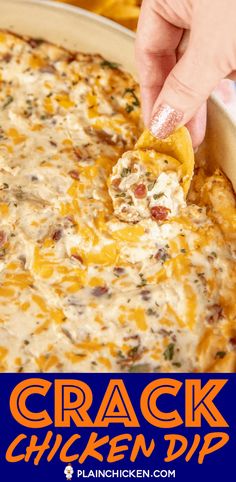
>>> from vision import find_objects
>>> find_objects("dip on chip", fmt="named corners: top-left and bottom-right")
top-left (0, 31), bottom-right (235, 374)
top-left (109, 127), bottom-right (194, 223)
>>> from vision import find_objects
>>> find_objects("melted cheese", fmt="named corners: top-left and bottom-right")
top-left (0, 31), bottom-right (235, 373)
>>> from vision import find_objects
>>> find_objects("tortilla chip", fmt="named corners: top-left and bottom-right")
top-left (56, 1), bottom-right (116, 14)
top-left (135, 127), bottom-right (194, 194)
top-left (124, 150), bottom-right (181, 178)
top-left (109, 126), bottom-right (194, 222)
top-left (109, 148), bottom-right (187, 223)
top-left (55, 0), bottom-right (141, 30)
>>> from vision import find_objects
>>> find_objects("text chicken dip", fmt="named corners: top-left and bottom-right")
top-left (0, 31), bottom-right (235, 373)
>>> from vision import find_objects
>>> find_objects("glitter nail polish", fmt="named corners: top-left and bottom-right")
top-left (150, 104), bottom-right (183, 139)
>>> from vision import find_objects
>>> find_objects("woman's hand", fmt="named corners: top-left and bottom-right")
top-left (135, 0), bottom-right (236, 147)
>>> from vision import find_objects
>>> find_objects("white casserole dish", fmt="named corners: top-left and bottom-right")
top-left (0, 0), bottom-right (235, 190)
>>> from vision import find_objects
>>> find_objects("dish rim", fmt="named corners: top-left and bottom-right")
top-left (4, 0), bottom-right (236, 130)
top-left (5, 0), bottom-right (136, 40)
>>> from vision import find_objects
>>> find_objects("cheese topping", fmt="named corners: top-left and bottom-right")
top-left (0, 31), bottom-right (235, 373)
top-left (109, 149), bottom-right (186, 222)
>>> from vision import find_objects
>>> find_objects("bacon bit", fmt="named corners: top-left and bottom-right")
top-left (207, 304), bottom-right (223, 324)
top-left (92, 286), bottom-right (108, 297)
top-left (69, 170), bottom-right (80, 180)
top-left (114, 267), bottom-right (125, 275)
top-left (18, 255), bottom-right (26, 268)
top-left (154, 248), bottom-right (169, 262)
top-left (40, 65), bottom-right (56, 74)
top-left (140, 289), bottom-right (151, 301)
top-left (65, 215), bottom-right (76, 226)
top-left (124, 334), bottom-right (140, 342)
top-left (85, 126), bottom-right (116, 145)
top-left (230, 337), bottom-right (236, 346)
top-left (52, 229), bottom-right (63, 242)
top-left (0, 230), bottom-right (7, 248)
top-left (28, 38), bottom-right (44, 48)
top-left (67, 54), bottom-right (77, 64)
top-left (111, 178), bottom-right (121, 191)
top-left (49, 140), bottom-right (57, 147)
top-left (155, 249), bottom-right (163, 260)
top-left (71, 254), bottom-right (83, 264)
top-left (3, 53), bottom-right (12, 63)
top-left (73, 147), bottom-right (82, 161)
top-left (207, 255), bottom-right (215, 263)
top-left (96, 130), bottom-right (116, 145)
top-left (133, 184), bottom-right (146, 199)
top-left (150, 206), bottom-right (169, 221)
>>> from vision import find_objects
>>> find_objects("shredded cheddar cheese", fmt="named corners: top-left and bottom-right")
top-left (0, 31), bottom-right (235, 373)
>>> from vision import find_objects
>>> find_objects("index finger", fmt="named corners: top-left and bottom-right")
top-left (135, 0), bottom-right (183, 125)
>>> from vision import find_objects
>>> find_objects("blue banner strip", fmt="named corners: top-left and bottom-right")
top-left (0, 373), bottom-right (235, 481)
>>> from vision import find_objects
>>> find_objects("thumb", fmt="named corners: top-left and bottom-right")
top-left (149, 43), bottom-right (228, 139)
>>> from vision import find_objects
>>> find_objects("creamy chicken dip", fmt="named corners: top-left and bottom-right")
top-left (0, 31), bottom-right (235, 373)
top-left (109, 149), bottom-right (186, 222)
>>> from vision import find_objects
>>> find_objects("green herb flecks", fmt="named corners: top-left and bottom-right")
top-left (137, 273), bottom-right (147, 287)
top-left (128, 345), bottom-right (140, 359)
top-left (115, 192), bottom-right (126, 198)
top-left (124, 87), bottom-right (140, 113)
top-left (147, 308), bottom-right (157, 316)
top-left (126, 104), bottom-right (135, 113)
top-left (120, 167), bottom-right (131, 178)
top-left (2, 95), bottom-right (14, 110)
top-left (153, 192), bottom-right (165, 200)
top-left (164, 343), bottom-right (175, 361)
top-left (215, 351), bottom-right (226, 359)
top-left (129, 363), bottom-right (151, 373)
top-left (101, 60), bottom-right (120, 70)
top-left (147, 181), bottom-right (156, 191)
top-left (173, 362), bottom-right (181, 368)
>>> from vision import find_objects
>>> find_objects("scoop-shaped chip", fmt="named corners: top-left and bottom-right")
top-left (109, 127), bottom-right (194, 223)
top-left (135, 127), bottom-right (194, 194)
top-left (109, 149), bottom-right (186, 223)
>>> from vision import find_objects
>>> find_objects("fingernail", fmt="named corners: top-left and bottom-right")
top-left (150, 104), bottom-right (183, 139)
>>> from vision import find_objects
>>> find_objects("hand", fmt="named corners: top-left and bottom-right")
top-left (135, 0), bottom-right (236, 147)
